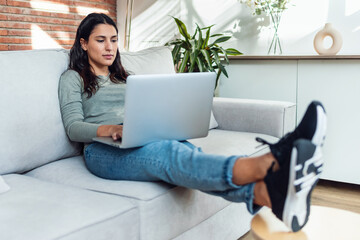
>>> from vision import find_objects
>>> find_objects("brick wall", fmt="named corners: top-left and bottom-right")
top-left (0, 0), bottom-right (117, 51)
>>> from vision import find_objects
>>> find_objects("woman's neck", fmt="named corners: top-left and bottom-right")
top-left (89, 63), bottom-right (109, 76)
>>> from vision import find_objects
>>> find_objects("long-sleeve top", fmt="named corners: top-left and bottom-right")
top-left (58, 70), bottom-right (126, 143)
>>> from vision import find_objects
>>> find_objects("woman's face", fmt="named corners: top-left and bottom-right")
top-left (80, 23), bottom-right (118, 75)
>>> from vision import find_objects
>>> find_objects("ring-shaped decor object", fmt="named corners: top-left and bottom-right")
top-left (314, 23), bottom-right (343, 55)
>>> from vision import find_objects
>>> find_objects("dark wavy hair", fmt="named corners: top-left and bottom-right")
top-left (69, 13), bottom-right (129, 98)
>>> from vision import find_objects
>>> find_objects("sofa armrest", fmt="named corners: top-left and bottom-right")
top-left (212, 97), bottom-right (296, 138)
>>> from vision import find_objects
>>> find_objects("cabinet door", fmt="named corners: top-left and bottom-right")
top-left (298, 60), bottom-right (360, 184)
top-left (219, 60), bottom-right (297, 103)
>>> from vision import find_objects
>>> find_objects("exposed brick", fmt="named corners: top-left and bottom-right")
top-left (0, 44), bottom-right (9, 51)
top-left (8, 45), bottom-right (33, 51)
top-left (0, 37), bottom-right (32, 44)
top-left (6, 0), bottom-right (32, 8)
top-left (1, 0), bottom-right (117, 50)
top-left (0, 21), bottom-right (32, 29)
top-left (8, 29), bottom-right (32, 37)
top-left (0, 29), bottom-right (8, 36)
top-left (49, 25), bottom-right (78, 32)
top-left (56, 39), bottom-right (74, 45)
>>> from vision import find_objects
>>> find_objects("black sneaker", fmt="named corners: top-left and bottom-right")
top-left (264, 139), bottom-right (323, 232)
top-left (257, 100), bottom-right (327, 167)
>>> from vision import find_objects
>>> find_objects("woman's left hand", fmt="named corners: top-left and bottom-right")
top-left (96, 125), bottom-right (123, 141)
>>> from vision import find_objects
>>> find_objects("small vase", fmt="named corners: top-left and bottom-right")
top-left (313, 23), bottom-right (343, 55)
top-left (268, 12), bottom-right (282, 55)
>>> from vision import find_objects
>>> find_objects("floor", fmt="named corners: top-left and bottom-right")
top-left (238, 179), bottom-right (360, 240)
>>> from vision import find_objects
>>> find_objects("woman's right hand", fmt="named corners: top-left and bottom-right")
top-left (96, 125), bottom-right (123, 141)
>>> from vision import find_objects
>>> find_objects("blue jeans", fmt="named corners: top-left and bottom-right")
top-left (84, 140), bottom-right (258, 214)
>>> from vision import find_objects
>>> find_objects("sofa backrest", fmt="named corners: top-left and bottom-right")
top-left (0, 49), bottom-right (81, 174)
top-left (0, 47), bottom-right (175, 174)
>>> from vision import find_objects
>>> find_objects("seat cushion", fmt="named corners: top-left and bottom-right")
top-left (189, 129), bottom-right (277, 157)
top-left (26, 156), bottom-right (237, 240)
top-left (173, 202), bottom-right (252, 240)
top-left (26, 130), bottom-right (276, 239)
top-left (0, 174), bottom-right (138, 240)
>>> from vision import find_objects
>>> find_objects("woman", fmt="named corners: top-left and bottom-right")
top-left (59, 13), bottom-right (326, 232)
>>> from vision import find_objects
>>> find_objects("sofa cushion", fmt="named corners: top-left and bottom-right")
top-left (0, 49), bottom-right (81, 174)
top-left (189, 129), bottom-right (277, 157)
top-left (25, 130), bottom-right (276, 239)
top-left (120, 46), bottom-right (176, 75)
top-left (26, 156), bottom-right (238, 240)
top-left (173, 202), bottom-right (252, 240)
top-left (0, 174), bottom-right (138, 240)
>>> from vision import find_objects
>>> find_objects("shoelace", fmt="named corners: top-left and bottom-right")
top-left (256, 132), bottom-right (296, 148)
top-left (255, 137), bottom-right (274, 147)
top-left (255, 132), bottom-right (298, 165)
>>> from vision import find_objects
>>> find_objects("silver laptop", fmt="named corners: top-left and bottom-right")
top-left (92, 72), bottom-right (216, 148)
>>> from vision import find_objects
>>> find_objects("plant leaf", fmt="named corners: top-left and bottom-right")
top-left (211, 36), bottom-right (231, 45)
top-left (172, 17), bottom-right (191, 41)
top-left (225, 48), bottom-right (243, 55)
top-left (196, 56), bottom-right (206, 72)
top-left (218, 47), bottom-right (229, 64)
top-left (172, 44), bottom-right (181, 61)
top-left (218, 63), bottom-right (228, 78)
top-left (201, 24), bottom-right (215, 30)
top-left (211, 49), bottom-right (221, 66)
top-left (192, 27), bottom-right (198, 39)
top-left (179, 51), bottom-right (190, 73)
top-left (210, 33), bottom-right (223, 38)
top-left (200, 49), bottom-right (214, 71)
top-left (189, 49), bottom-right (200, 72)
top-left (196, 24), bottom-right (203, 50)
top-left (202, 27), bottom-right (211, 49)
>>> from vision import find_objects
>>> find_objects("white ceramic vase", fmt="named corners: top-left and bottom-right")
top-left (313, 23), bottom-right (343, 55)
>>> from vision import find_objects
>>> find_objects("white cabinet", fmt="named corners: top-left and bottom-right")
top-left (219, 60), bottom-right (297, 103)
top-left (298, 60), bottom-right (360, 184)
top-left (220, 56), bottom-right (360, 185)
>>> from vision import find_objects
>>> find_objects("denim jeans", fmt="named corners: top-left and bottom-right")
top-left (84, 140), bottom-right (258, 214)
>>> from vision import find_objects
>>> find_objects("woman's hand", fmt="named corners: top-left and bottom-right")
top-left (96, 125), bottom-right (123, 141)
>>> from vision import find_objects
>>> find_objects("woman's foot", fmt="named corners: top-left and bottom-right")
top-left (264, 139), bottom-right (323, 232)
top-left (256, 101), bottom-right (327, 167)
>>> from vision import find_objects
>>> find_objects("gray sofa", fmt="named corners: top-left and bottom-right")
top-left (0, 47), bottom-right (296, 240)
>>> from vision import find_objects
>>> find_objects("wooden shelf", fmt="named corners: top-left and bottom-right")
top-left (229, 55), bottom-right (360, 60)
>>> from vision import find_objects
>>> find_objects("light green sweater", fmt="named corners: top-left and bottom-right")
top-left (58, 70), bottom-right (126, 143)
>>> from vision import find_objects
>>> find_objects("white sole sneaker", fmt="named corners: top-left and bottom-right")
top-left (283, 140), bottom-right (323, 231)
top-left (265, 139), bottom-right (323, 232)
top-left (256, 100), bottom-right (327, 168)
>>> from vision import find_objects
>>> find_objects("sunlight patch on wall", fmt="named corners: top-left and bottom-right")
top-left (129, 0), bottom-right (180, 51)
top-left (31, 24), bottom-right (61, 49)
top-left (30, 0), bottom-right (69, 13)
top-left (345, 0), bottom-right (360, 16)
top-left (188, 0), bottom-right (235, 25)
top-left (352, 26), bottom-right (360, 33)
top-left (76, 6), bottom-right (109, 16)
top-left (279, 0), bottom-right (329, 41)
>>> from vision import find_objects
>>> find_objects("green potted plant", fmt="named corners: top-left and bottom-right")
top-left (165, 17), bottom-right (242, 90)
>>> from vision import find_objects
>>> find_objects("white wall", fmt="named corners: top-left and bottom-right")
top-left (118, 0), bottom-right (360, 55)
top-left (117, 0), bottom-right (181, 51)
